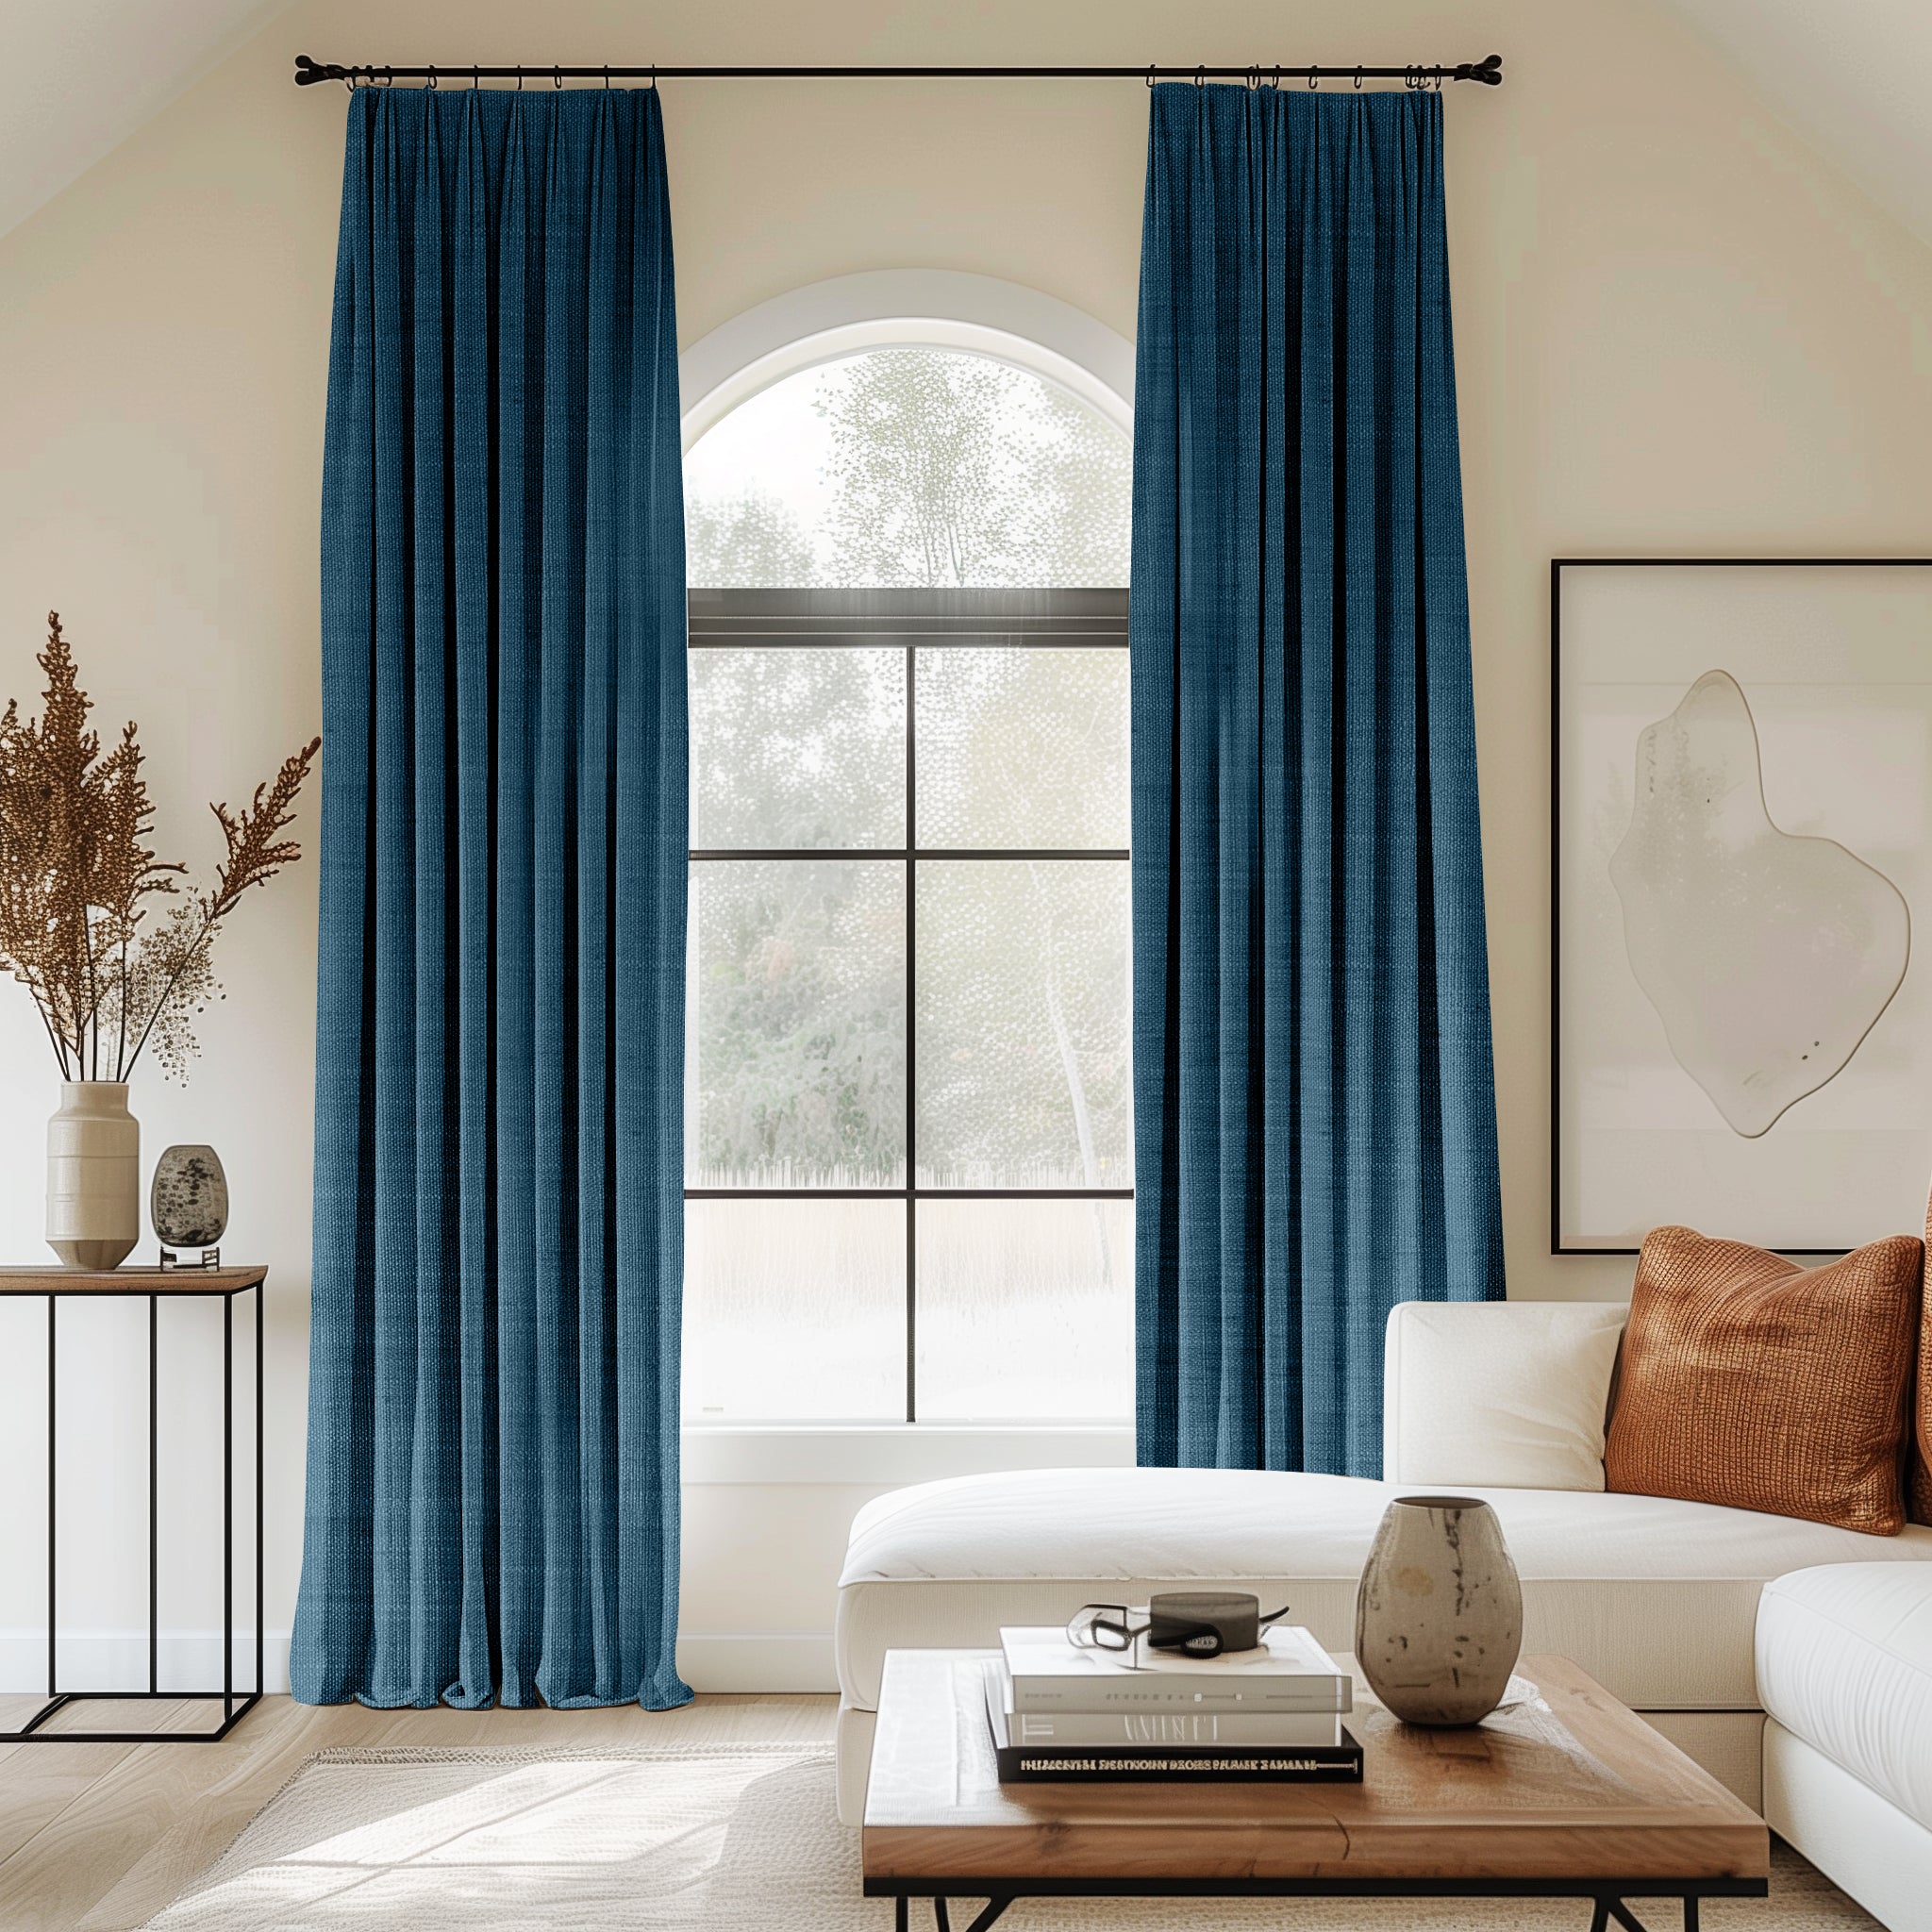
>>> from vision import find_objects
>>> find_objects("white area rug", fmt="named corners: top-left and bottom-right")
top-left (143, 1743), bottom-right (1878, 1930)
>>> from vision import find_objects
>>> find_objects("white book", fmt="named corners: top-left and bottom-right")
top-left (1007, 1702), bottom-right (1344, 1747)
top-left (998, 1624), bottom-right (1353, 1714)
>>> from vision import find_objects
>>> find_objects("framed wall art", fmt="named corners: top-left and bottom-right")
top-left (1552, 558), bottom-right (1932, 1254)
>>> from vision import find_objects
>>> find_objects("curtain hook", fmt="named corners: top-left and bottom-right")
top-left (553, 64), bottom-right (563, 90)
top-left (1307, 61), bottom-right (1319, 91)
top-left (472, 63), bottom-right (479, 90)
top-left (381, 65), bottom-right (393, 88)
top-left (1246, 63), bottom-right (1259, 91)
top-left (603, 64), bottom-right (610, 89)
top-left (1145, 62), bottom-right (1156, 90)
top-left (1270, 63), bottom-right (1280, 89)
top-left (1354, 64), bottom-right (1364, 91)
top-left (426, 63), bottom-right (437, 91)
top-left (1193, 64), bottom-right (1205, 89)
top-left (515, 65), bottom-right (524, 91)
top-left (649, 63), bottom-right (658, 91)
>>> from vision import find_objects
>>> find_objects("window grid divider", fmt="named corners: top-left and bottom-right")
top-left (688, 591), bottom-right (1131, 1424)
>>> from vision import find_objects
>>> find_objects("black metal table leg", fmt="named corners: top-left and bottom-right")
top-left (223, 1291), bottom-right (234, 1726)
top-left (1685, 1900), bottom-right (1700, 1932)
top-left (255, 1281), bottom-right (264, 1702)
top-left (45, 1291), bottom-right (56, 1707)
top-left (149, 1291), bottom-right (158, 1698)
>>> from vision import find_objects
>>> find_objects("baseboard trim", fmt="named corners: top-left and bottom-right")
top-left (1, 1631), bottom-right (836, 1700)
top-left (0, 1630), bottom-right (291, 1697)
top-left (676, 1633), bottom-right (837, 1693)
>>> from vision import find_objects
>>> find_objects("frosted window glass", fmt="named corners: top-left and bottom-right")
top-left (684, 1200), bottom-right (905, 1420)
top-left (691, 859), bottom-right (905, 1187)
top-left (915, 860), bottom-right (1130, 1188)
top-left (916, 648), bottom-right (1128, 850)
top-left (916, 1200), bottom-right (1133, 1420)
top-left (691, 648), bottom-right (904, 850)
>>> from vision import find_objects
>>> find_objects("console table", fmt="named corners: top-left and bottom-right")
top-left (0, 1266), bottom-right (265, 1744)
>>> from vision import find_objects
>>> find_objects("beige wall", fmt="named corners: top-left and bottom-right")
top-left (1, 0), bottom-right (1929, 1688)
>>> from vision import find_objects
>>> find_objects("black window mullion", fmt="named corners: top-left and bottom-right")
top-left (686, 590), bottom-right (1133, 1429)
top-left (905, 638), bottom-right (917, 1424)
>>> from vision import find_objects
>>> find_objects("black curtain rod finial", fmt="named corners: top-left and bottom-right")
top-left (292, 54), bottom-right (1504, 89)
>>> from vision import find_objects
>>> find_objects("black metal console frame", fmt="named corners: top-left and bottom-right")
top-left (1, 1273), bottom-right (264, 1744)
top-left (869, 1873), bottom-right (1770, 1932)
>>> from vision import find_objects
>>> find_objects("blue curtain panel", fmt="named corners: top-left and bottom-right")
top-left (1129, 85), bottom-right (1505, 1478)
top-left (292, 87), bottom-right (690, 1712)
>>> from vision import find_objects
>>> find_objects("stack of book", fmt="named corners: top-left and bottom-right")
top-left (986, 1622), bottom-right (1363, 1783)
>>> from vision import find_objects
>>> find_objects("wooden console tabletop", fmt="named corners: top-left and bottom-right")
top-left (0, 1265), bottom-right (266, 1293)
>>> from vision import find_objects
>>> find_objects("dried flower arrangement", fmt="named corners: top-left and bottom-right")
top-left (0, 612), bottom-right (321, 1082)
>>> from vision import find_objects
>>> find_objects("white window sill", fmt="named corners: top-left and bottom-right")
top-left (680, 1422), bottom-right (1135, 1485)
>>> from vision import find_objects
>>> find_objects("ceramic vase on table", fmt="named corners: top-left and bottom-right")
top-left (45, 1081), bottom-right (140, 1270)
top-left (1355, 1493), bottom-right (1523, 1726)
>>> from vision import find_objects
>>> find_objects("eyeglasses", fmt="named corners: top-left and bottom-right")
top-left (1066, 1596), bottom-right (1292, 1663)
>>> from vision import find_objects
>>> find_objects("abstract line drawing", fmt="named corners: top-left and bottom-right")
top-left (1609, 669), bottom-right (1910, 1139)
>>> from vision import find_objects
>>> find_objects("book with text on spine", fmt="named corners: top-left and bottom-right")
top-left (984, 1673), bottom-right (1364, 1783)
top-left (1009, 1703), bottom-right (1344, 1747)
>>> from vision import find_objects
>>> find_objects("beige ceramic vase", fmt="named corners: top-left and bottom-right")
top-left (1355, 1493), bottom-right (1523, 1726)
top-left (46, 1081), bottom-right (141, 1269)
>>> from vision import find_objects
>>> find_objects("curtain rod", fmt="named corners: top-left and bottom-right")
top-left (293, 54), bottom-right (1505, 90)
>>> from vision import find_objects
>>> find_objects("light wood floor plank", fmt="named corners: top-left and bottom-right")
top-left (0, 1692), bottom-right (835, 1932)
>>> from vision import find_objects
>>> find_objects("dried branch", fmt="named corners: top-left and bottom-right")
top-left (0, 612), bottom-right (319, 1083)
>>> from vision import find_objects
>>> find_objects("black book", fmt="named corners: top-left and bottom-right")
top-left (983, 1672), bottom-right (1365, 1784)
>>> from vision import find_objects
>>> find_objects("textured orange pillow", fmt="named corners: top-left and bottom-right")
top-left (1605, 1225), bottom-right (1922, 1537)
top-left (1914, 1199), bottom-right (1932, 1527)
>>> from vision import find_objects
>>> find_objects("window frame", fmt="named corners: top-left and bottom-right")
top-left (686, 586), bottom-right (1133, 1424)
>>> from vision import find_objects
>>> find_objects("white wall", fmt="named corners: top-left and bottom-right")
top-left (2, 0), bottom-right (1930, 1694)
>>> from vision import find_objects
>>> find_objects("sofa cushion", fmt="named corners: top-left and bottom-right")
top-left (1384, 1300), bottom-right (1625, 1491)
top-left (1757, 1563), bottom-right (1932, 1832)
top-left (836, 1468), bottom-right (1932, 1715)
top-left (1605, 1226), bottom-right (1922, 1536)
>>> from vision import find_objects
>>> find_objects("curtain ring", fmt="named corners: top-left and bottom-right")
top-left (1145, 63), bottom-right (1156, 89)
top-left (425, 63), bottom-right (437, 90)
top-left (1354, 65), bottom-right (1363, 91)
top-left (1246, 63), bottom-right (1259, 91)
top-left (381, 65), bottom-right (392, 88)
top-left (1307, 62), bottom-right (1319, 91)
top-left (1270, 64), bottom-right (1280, 89)
top-left (553, 64), bottom-right (563, 90)
top-left (1193, 64), bottom-right (1205, 88)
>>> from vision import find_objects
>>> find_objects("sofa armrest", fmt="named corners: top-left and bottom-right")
top-left (1383, 1300), bottom-right (1627, 1491)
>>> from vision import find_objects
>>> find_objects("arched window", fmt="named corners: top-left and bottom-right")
top-left (681, 281), bottom-right (1133, 1425)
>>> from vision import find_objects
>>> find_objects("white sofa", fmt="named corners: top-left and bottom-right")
top-left (834, 1300), bottom-right (1932, 1926)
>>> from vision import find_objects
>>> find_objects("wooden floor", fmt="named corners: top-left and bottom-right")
top-left (0, 1690), bottom-right (838, 1932)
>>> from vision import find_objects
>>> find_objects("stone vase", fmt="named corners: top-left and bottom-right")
top-left (46, 1081), bottom-right (141, 1270)
top-left (1355, 1493), bottom-right (1523, 1727)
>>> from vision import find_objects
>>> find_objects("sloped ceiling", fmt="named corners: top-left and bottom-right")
top-left (0, 0), bottom-right (291, 239)
top-left (1, 0), bottom-right (1930, 252)
top-left (1659, 0), bottom-right (1932, 249)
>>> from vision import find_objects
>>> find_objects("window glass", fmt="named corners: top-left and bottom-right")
top-left (686, 349), bottom-right (1129, 591)
top-left (683, 338), bottom-right (1132, 1424)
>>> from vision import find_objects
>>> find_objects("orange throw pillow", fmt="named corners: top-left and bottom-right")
top-left (1914, 1201), bottom-right (1932, 1527)
top-left (1605, 1225), bottom-right (1922, 1537)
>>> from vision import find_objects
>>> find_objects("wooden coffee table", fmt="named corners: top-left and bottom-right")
top-left (863, 1650), bottom-right (1768, 1932)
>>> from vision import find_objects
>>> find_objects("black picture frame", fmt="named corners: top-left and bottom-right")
top-left (1550, 556), bottom-right (1932, 1257)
